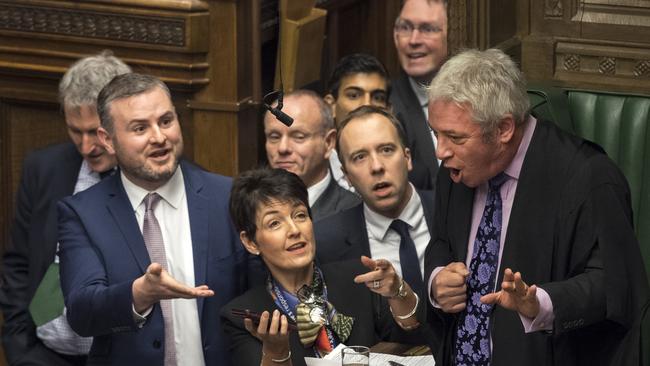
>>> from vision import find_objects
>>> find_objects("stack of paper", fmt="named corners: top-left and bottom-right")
top-left (304, 343), bottom-right (435, 366)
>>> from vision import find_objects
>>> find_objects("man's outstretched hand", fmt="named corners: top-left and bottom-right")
top-left (481, 268), bottom-right (539, 319)
top-left (132, 262), bottom-right (214, 313)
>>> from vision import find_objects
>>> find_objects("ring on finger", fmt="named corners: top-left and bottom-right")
top-left (373, 280), bottom-right (381, 289)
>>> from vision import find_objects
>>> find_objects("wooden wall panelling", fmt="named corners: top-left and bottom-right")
top-left (522, 0), bottom-right (650, 94)
top-left (0, 0), bottom-right (223, 254)
top-left (189, 0), bottom-right (258, 174)
top-left (447, 0), bottom-right (520, 58)
top-left (319, 0), bottom-right (401, 89)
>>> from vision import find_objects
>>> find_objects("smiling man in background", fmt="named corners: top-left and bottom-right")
top-left (390, 0), bottom-right (448, 190)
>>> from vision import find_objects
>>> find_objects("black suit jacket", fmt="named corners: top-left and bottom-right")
top-left (310, 175), bottom-right (360, 222)
top-left (425, 120), bottom-right (650, 366)
top-left (0, 143), bottom-right (84, 365)
top-left (390, 71), bottom-right (438, 190)
top-left (221, 260), bottom-right (421, 366)
top-left (313, 189), bottom-right (434, 265)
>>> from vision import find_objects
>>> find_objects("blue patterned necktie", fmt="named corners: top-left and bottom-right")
top-left (455, 172), bottom-right (508, 366)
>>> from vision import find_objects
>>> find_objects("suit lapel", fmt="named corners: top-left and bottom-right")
top-left (182, 162), bottom-right (209, 318)
top-left (347, 205), bottom-right (372, 257)
top-left (450, 184), bottom-right (474, 262)
top-left (46, 145), bottom-right (83, 263)
top-left (498, 122), bottom-right (555, 286)
top-left (417, 190), bottom-right (435, 235)
top-left (106, 175), bottom-right (151, 273)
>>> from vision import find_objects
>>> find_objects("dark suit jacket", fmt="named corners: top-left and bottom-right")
top-left (58, 161), bottom-right (251, 366)
top-left (310, 175), bottom-right (360, 222)
top-left (0, 142), bottom-right (85, 366)
top-left (390, 71), bottom-right (438, 190)
top-left (425, 120), bottom-right (650, 366)
top-left (314, 189), bottom-right (434, 265)
top-left (221, 260), bottom-right (422, 366)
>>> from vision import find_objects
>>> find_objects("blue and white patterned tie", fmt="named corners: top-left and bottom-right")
top-left (455, 173), bottom-right (508, 366)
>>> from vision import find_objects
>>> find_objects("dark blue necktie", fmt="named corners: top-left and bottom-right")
top-left (455, 173), bottom-right (508, 366)
top-left (390, 219), bottom-right (424, 297)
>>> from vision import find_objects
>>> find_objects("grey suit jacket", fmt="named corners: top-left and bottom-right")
top-left (311, 176), bottom-right (360, 222)
top-left (390, 71), bottom-right (438, 190)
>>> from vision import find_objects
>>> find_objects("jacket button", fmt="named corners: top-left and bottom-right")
top-left (153, 340), bottom-right (162, 349)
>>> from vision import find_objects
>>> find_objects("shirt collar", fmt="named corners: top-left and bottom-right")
top-left (408, 76), bottom-right (430, 108)
top-left (79, 159), bottom-right (99, 180)
top-left (121, 166), bottom-right (185, 211)
top-left (503, 115), bottom-right (537, 180)
top-left (364, 183), bottom-right (420, 240)
top-left (307, 170), bottom-right (331, 207)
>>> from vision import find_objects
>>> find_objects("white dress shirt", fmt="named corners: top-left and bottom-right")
top-left (307, 170), bottom-right (332, 207)
top-left (364, 184), bottom-right (430, 278)
top-left (329, 151), bottom-right (354, 192)
top-left (122, 167), bottom-right (205, 366)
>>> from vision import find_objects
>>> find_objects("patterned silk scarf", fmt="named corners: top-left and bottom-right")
top-left (268, 265), bottom-right (354, 357)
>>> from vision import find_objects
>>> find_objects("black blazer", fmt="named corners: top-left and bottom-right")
top-left (425, 120), bottom-right (650, 366)
top-left (0, 142), bottom-right (84, 365)
top-left (313, 189), bottom-right (434, 265)
top-left (221, 261), bottom-right (420, 366)
top-left (311, 175), bottom-right (360, 223)
top-left (390, 71), bottom-right (438, 190)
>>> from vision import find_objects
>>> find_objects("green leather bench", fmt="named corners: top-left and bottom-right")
top-left (528, 86), bottom-right (650, 281)
top-left (529, 86), bottom-right (650, 365)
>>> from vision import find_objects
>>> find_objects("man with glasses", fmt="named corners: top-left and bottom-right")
top-left (391, 0), bottom-right (448, 190)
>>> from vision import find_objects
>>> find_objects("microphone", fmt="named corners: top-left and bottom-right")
top-left (263, 90), bottom-right (294, 127)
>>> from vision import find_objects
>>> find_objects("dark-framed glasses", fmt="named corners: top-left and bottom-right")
top-left (394, 19), bottom-right (443, 38)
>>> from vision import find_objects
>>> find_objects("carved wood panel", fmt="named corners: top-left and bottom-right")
top-left (522, 0), bottom-right (650, 94)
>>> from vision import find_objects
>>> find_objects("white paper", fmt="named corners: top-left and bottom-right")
top-left (304, 342), bottom-right (435, 366)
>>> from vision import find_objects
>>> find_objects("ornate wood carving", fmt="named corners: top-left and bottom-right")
top-left (0, 3), bottom-right (186, 47)
top-left (523, 0), bottom-right (650, 94)
top-left (545, 0), bottom-right (563, 17)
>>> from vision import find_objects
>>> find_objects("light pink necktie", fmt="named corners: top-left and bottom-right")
top-left (143, 193), bottom-right (177, 366)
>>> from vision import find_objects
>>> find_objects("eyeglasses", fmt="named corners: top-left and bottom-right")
top-left (394, 19), bottom-right (443, 38)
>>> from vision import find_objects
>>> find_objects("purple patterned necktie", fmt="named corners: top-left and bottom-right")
top-left (143, 193), bottom-right (177, 366)
top-left (455, 173), bottom-right (508, 366)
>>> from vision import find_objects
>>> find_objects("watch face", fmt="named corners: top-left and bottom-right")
top-left (309, 306), bottom-right (327, 324)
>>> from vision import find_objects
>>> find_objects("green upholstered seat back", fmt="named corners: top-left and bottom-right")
top-left (567, 91), bottom-right (650, 257)
top-left (528, 87), bottom-right (650, 281)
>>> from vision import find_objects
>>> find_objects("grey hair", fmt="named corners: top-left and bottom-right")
top-left (282, 89), bottom-right (335, 133)
top-left (58, 50), bottom-right (131, 112)
top-left (428, 48), bottom-right (530, 138)
top-left (97, 73), bottom-right (171, 134)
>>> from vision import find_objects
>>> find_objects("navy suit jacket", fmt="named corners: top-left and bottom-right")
top-left (314, 189), bottom-right (434, 265)
top-left (311, 176), bottom-right (360, 222)
top-left (58, 161), bottom-right (250, 365)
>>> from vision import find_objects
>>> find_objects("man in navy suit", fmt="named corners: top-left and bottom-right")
top-left (58, 73), bottom-right (250, 365)
top-left (314, 106), bottom-right (434, 294)
top-left (0, 51), bottom-right (130, 366)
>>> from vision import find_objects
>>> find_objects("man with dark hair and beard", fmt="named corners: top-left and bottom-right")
top-left (57, 73), bottom-right (251, 365)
